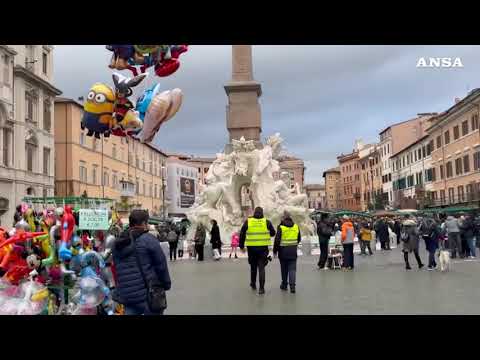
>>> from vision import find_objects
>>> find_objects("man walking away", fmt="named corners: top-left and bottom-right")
top-left (167, 226), bottom-right (178, 261)
top-left (316, 213), bottom-right (332, 269)
top-left (376, 218), bottom-right (390, 250)
top-left (394, 219), bottom-right (402, 246)
top-left (445, 215), bottom-right (462, 259)
top-left (274, 212), bottom-right (301, 293)
top-left (341, 215), bottom-right (355, 270)
top-left (401, 214), bottom-right (424, 270)
top-left (112, 210), bottom-right (171, 315)
top-left (239, 207), bottom-right (276, 295)
top-left (420, 218), bottom-right (440, 270)
top-left (460, 214), bottom-right (476, 259)
top-left (194, 223), bottom-right (206, 261)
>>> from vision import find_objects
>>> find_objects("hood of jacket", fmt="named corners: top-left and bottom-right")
top-left (402, 219), bottom-right (417, 227)
top-left (253, 207), bottom-right (264, 219)
top-left (113, 228), bottom-right (147, 259)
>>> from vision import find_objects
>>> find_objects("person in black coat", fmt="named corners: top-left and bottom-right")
top-left (460, 215), bottom-right (476, 258)
top-left (210, 219), bottom-right (222, 255)
top-left (112, 210), bottom-right (171, 315)
top-left (274, 213), bottom-right (301, 293)
top-left (375, 218), bottom-right (390, 250)
top-left (393, 219), bottom-right (402, 246)
top-left (316, 213), bottom-right (332, 269)
top-left (239, 207), bottom-right (276, 294)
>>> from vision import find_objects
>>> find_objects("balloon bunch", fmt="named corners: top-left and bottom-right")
top-left (0, 203), bottom-right (118, 315)
top-left (106, 45), bottom-right (188, 77)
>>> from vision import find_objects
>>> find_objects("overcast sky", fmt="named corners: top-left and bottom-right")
top-left (53, 45), bottom-right (480, 184)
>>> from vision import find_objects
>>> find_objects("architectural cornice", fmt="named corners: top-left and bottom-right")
top-left (224, 81), bottom-right (262, 97)
top-left (0, 45), bottom-right (17, 56)
top-left (14, 65), bottom-right (62, 96)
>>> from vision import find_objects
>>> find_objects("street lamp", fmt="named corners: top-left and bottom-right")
top-left (161, 165), bottom-right (167, 219)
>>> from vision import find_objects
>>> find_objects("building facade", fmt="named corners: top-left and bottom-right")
top-left (0, 45), bottom-right (61, 226)
top-left (427, 90), bottom-right (480, 206)
top-left (185, 157), bottom-right (215, 186)
top-left (358, 144), bottom-right (383, 211)
top-left (378, 114), bottom-right (436, 206)
top-left (391, 135), bottom-right (435, 209)
top-left (338, 150), bottom-right (361, 211)
top-left (276, 155), bottom-right (305, 191)
top-left (323, 167), bottom-right (341, 210)
top-left (54, 98), bottom-right (168, 215)
top-left (304, 184), bottom-right (326, 209)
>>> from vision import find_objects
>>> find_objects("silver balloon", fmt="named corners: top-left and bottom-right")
top-left (15, 219), bottom-right (31, 232)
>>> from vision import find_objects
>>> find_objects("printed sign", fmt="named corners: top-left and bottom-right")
top-left (180, 177), bottom-right (195, 208)
top-left (79, 209), bottom-right (109, 230)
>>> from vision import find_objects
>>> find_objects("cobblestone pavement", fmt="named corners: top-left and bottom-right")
top-left (165, 245), bottom-right (480, 315)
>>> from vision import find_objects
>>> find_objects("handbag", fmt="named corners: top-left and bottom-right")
top-left (130, 232), bottom-right (167, 313)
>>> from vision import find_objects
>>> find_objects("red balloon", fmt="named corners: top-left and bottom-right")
top-left (154, 59), bottom-right (180, 77)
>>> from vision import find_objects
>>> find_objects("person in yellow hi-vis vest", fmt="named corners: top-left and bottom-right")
top-left (239, 207), bottom-right (276, 295)
top-left (273, 212), bottom-right (301, 294)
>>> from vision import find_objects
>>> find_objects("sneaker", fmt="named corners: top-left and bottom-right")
top-left (418, 264), bottom-right (424, 269)
top-left (406, 265), bottom-right (412, 270)
top-left (469, 256), bottom-right (476, 259)
top-left (258, 288), bottom-right (265, 295)
top-left (250, 283), bottom-right (256, 290)
top-left (235, 255), bottom-right (238, 259)
top-left (290, 287), bottom-right (296, 294)
top-left (427, 267), bottom-right (434, 271)
top-left (280, 284), bottom-right (288, 291)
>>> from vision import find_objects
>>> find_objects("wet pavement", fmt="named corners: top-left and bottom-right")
top-left (165, 245), bottom-right (480, 315)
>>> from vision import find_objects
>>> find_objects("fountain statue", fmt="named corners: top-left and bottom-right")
top-left (186, 133), bottom-right (316, 242)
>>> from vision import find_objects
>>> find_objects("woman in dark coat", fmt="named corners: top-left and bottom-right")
top-left (420, 218), bottom-right (440, 270)
top-left (376, 218), bottom-right (391, 250)
top-left (210, 220), bottom-right (222, 255)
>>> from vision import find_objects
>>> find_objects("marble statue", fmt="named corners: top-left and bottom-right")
top-left (186, 133), bottom-right (316, 242)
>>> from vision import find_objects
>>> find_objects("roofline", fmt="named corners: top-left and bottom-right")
top-left (390, 134), bottom-right (430, 158)
top-left (378, 114), bottom-right (436, 136)
top-left (14, 65), bottom-right (62, 95)
top-left (54, 97), bottom-right (83, 109)
top-left (425, 89), bottom-right (480, 132)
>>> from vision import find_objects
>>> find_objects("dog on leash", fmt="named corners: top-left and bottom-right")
top-left (439, 250), bottom-right (451, 272)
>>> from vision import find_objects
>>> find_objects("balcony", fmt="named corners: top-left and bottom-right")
top-left (427, 192), bottom-right (480, 208)
top-left (120, 180), bottom-right (135, 198)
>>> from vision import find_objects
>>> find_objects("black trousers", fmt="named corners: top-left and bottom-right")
top-left (248, 247), bottom-right (268, 290)
top-left (404, 249), bottom-right (423, 267)
top-left (169, 243), bottom-right (177, 261)
top-left (195, 244), bottom-right (204, 261)
top-left (280, 258), bottom-right (297, 287)
top-left (428, 250), bottom-right (436, 268)
top-left (318, 241), bottom-right (329, 268)
top-left (178, 249), bottom-right (184, 258)
top-left (343, 243), bottom-right (354, 268)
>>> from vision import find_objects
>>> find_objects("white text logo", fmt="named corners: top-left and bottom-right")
top-left (416, 57), bottom-right (464, 68)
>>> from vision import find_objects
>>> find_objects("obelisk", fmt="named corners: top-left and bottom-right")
top-left (224, 45), bottom-right (262, 146)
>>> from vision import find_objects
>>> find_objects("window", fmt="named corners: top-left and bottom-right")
top-left (439, 165), bottom-right (444, 179)
top-left (80, 132), bottom-right (85, 146)
top-left (458, 186), bottom-right (465, 202)
top-left (79, 161), bottom-right (87, 183)
top-left (431, 168), bottom-right (436, 182)
top-left (155, 184), bottom-right (158, 198)
top-left (422, 146), bottom-right (426, 158)
top-left (472, 114), bottom-right (479, 131)
top-left (3, 129), bottom-right (11, 167)
top-left (427, 140), bottom-right (433, 156)
top-left (142, 182), bottom-right (146, 195)
top-left (136, 179), bottom-right (139, 195)
top-left (103, 170), bottom-right (109, 187)
top-left (388, 173), bottom-right (391, 182)
top-left (446, 161), bottom-right (453, 178)
top-left (112, 144), bottom-right (117, 159)
top-left (436, 135), bottom-right (442, 149)
top-left (112, 172), bottom-right (118, 189)
top-left (440, 190), bottom-right (446, 202)
top-left (42, 52), bottom-right (47, 75)
top-left (92, 165), bottom-right (98, 185)
top-left (398, 178), bottom-right (406, 190)
top-left (43, 147), bottom-right (50, 175)
top-left (414, 151), bottom-right (417, 162)
top-left (448, 188), bottom-right (454, 204)
top-left (25, 91), bottom-right (35, 123)
top-left (462, 120), bottom-right (469, 136)
top-left (474, 151), bottom-right (480, 170)
top-left (466, 184), bottom-right (474, 200)
top-left (453, 125), bottom-right (460, 140)
top-left (26, 143), bottom-right (36, 172)
top-left (455, 158), bottom-right (463, 176)
top-left (463, 154), bottom-right (470, 173)
top-left (3, 55), bottom-right (9, 86)
top-left (43, 100), bottom-right (51, 132)
top-left (444, 130), bottom-right (450, 145)
top-left (407, 175), bottom-right (414, 188)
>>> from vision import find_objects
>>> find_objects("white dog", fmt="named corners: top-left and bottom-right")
top-left (438, 250), bottom-right (451, 272)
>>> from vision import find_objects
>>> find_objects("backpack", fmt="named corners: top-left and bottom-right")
top-left (400, 231), bottom-right (410, 243)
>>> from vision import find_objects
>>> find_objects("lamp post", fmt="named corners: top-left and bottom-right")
top-left (161, 165), bottom-right (166, 219)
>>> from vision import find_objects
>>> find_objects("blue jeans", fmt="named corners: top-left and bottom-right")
top-left (124, 302), bottom-right (163, 315)
top-left (467, 237), bottom-right (476, 257)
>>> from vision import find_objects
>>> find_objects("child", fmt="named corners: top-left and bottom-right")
top-left (229, 231), bottom-right (239, 259)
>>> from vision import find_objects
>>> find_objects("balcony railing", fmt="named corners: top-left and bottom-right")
top-left (427, 193), bottom-right (480, 208)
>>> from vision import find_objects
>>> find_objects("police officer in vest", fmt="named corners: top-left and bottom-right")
top-left (274, 212), bottom-right (301, 293)
top-left (239, 207), bottom-right (276, 295)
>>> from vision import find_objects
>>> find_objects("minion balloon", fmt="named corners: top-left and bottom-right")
top-left (81, 83), bottom-right (116, 139)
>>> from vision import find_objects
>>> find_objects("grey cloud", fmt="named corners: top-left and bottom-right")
top-left (54, 45), bottom-right (480, 184)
